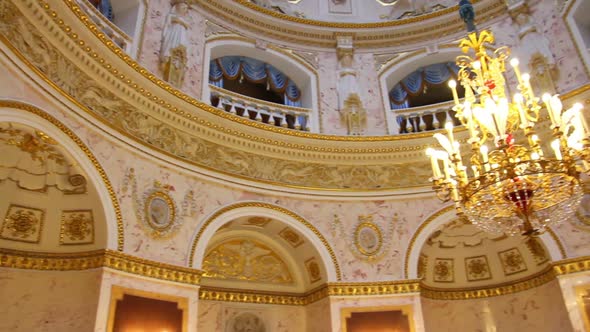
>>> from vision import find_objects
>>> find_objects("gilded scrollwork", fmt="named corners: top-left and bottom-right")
top-left (1, 204), bottom-right (44, 243)
top-left (333, 214), bottom-right (393, 262)
top-left (202, 239), bottom-right (294, 284)
top-left (353, 216), bottom-right (383, 257)
top-left (60, 210), bottom-right (94, 245)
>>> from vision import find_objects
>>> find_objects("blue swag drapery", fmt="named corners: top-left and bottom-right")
top-left (209, 56), bottom-right (302, 107)
top-left (389, 62), bottom-right (459, 109)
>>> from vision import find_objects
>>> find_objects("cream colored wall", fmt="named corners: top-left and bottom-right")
top-left (0, 268), bottom-right (102, 332)
top-left (421, 280), bottom-right (574, 332)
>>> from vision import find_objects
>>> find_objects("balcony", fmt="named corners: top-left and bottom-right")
top-left (392, 99), bottom-right (462, 134)
top-left (75, 0), bottom-right (136, 57)
top-left (209, 85), bottom-right (311, 132)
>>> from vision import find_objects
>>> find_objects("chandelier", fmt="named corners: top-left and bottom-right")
top-left (426, 30), bottom-right (590, 236)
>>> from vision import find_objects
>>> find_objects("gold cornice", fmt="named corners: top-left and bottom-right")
top-left (553, 256), bottom-right (590, 275)
top-left (199, 280), bottom-right (420, 305)
top-left (0, 248), bottom-right (204, 285)
top-left (420, 265), bottom-right (556, 300)
top-left (187, 201), bottom-right (342, 281)
top-left (0, 100), bottom-right (124, 251)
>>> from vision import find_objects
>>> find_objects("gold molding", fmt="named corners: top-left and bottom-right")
top-left (0, 248), bottom-right (203, 285)
top-left (187, 201), bottom-right (342, 281)
top-left (340, 305), bottom-right (416, 332)
top-left (107, 285), bottom-right (189, 332)
top-left (420, 265), bottom-right (556, 300)
top-left (553, 256), bottom-right (590, 275)
top-left (0, 100), bottom-right (124, 250)
top-left (575, 283), bottom-right (590, 332)
top-left (199, 280), bottom-right (420, 305)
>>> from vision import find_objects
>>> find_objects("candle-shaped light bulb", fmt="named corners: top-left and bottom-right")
top-left (445, 122), bottom-right (455, 148)
top-left (551, 139), bottom-right (562, 160)
top-left (531, 152), bottom-right (540, 160)
top-left (510, 58), bottom-right (523, 86)
top-left (473, 61), bottom-right (481, 70)
top-left (542, 93), bottom-right (556, 126)
top-left (480, 145), bottom-right (490, 171)
top-left (464, 102), bottom-right (476, 138)
top-left (449, 80), bottom-right (460, 106)
top-left (514, 93), bottom-right (528, 126)
top-left (426, 148), bottom-right (442, 178)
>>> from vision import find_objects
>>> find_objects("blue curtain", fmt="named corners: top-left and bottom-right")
top-left (209, 56), bottom-right (302, 107)
top-left (389, 62), bottom-right (459, 109)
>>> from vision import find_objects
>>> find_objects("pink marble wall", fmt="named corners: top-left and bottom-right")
top-left (421, 280), bottom-right (574, 332)
top-left (0, 268), bottom-right (102, 332)
top-left (306, 298), bottom-right (332, 332)
top-left (197, 300), bottom-right (306, 332)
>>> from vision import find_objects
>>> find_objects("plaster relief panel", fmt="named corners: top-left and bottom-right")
top-left (498, 248), bottom-right (528, 276)
top-left (433, 258), bottom-right (454, 283)
top-left (1, 204), bottom-right (44, 243)
top-left (465, 255), bottom-right (492, 282)
top-left (60, 210), bottom-right (94, 245)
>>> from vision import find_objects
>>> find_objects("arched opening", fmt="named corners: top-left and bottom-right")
top-left (203, 40), bottom-right (320, 132)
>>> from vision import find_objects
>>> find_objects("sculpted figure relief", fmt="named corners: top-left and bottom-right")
top-left (160, 0), bottom-right (190, 87)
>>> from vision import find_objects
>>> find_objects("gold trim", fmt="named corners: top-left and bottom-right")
top-left (199, 280), bottom-right (420, 305)
top-left (1, 204), bottom-right (45, 243)
top-left (187, 202), bottom-right (342, 280)
top-left (0, 100), bottom-right (124, 250)
top-left (341, 305), bottom-right (416, 332)
top-left (107, 285), bottom-right (189, 332)
top-left (546, 227), bottom-right (568, 259)
top-left (553, 256), bottom-right (590, 275)
top-left (353, 220), bottom-right (383, 257)
top-left (575, 283), bottom-right (590, 332)
top-left (420, 265), bottom-right (555, 300)
top-left (0, 248), bottom-right (203, 285)
top-left (144, 191), bottom-right (176, 231)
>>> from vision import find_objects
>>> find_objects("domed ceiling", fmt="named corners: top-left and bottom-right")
top-left (419, 219), bottom-right (551, 289)
top-left (246, 0), bottom-right (456, 22)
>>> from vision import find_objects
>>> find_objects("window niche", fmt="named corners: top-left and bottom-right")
top-left (565, 0), bottom-right (590, 75)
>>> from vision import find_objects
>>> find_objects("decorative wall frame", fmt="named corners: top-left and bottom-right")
top-left (60, 209), bottom-right (95, 245)
top-left (1, 204), bottom-right (44, 243)
top-left (465, 255), bottom-right (492, 282)
top-left (305, 257), bottom-right (322, 283)
top-left (244, 216), bottom-right (272, 228)
top-left (225, 311), bottom-right (266, 332)
top-left (353, 215), bottom-right (383, 257)
top-left (137, 182), bottom-right (181, 238)
top-left (498, 248), bottom-right (528, 276)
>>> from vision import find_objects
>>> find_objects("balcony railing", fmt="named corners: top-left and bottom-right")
top-left (392, 99), bottom-right (462, 134)
top-left (75, 0), bottom-right (135, 56)
top-left (209, 85), bottom-right (311, 131)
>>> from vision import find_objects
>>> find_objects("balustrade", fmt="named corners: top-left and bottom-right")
top-left (392, 100), bottom-right (462, 134)
top-left (76, 0), bottom-right (135, 56)
top-left (209, 85), bottom-right (311, 132)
